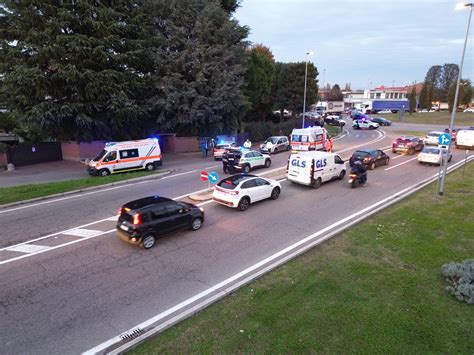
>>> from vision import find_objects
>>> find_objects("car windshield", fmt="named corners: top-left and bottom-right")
top-left (216, 144), bottom-right (230, 149)
top-left (265, 138), bottom-right (278, 144)
top-left (423, 148), bottom-right (440, 154)
top-left (353, 150), bottom-right (370, 158)
top-left (93, 149), bottom-right (107, 161)
top-left (217, 175), bottom-right (252, 189)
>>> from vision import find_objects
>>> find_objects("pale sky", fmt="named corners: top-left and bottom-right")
top-left (234, 0), bottom-right (474, 90)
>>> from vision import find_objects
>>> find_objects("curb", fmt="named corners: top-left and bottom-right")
top-left (0, 169), bottom-right (174, 210)
top-left (188, 190), bottom-right (214, 201)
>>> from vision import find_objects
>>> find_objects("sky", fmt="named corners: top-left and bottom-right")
top-left (234, 0), bottom-right (474, 90)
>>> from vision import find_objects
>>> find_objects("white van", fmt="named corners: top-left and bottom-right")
top-left (455, 129), bottom-right (474, 149)
top-left (87, 138), bottom-right (162, 177)
top-left (287, 151), bottom-right (346, 189)
top-left (290, 127), bottom-right (333, 152)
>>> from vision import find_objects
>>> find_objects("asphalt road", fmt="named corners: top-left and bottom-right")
top-left (0, 123), bottom-right (471, 354)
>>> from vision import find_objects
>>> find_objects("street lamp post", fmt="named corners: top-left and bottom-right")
top-left (302, 51), bottom-right (313, 128)
top-left (438, 2), bottom-right (472, 196)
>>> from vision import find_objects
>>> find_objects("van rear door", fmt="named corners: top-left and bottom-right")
top-left (288, 155), bottom-right (312, 185)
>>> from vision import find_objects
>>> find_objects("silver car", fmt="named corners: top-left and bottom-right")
top-left (260, 136), bottom-right (290, 154)
top-left (423, 131), bottom-right (444, 146)
top-left (417, 147), bottom-right (452, 165)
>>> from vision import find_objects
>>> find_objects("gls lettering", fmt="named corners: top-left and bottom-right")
top-left (291, 159), bottom-right (306, 168)
top-left (315, 159), bottom-right (327, 168)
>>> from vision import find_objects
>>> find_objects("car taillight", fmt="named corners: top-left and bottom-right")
top-left (133, 214), bottom-right (141, 225)
top-left (364, 157), bottom-right (370, 162)
top-left (229, 190), bottom-right (239, 195)
top-left (118, 207), bottom-right (122, 215)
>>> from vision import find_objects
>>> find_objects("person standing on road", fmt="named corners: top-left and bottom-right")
top-left (243, 139), bottom-right (252, 149)
top-left (201, 139), bottom-right (208, 159)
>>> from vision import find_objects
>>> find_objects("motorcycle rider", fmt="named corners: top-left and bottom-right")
top-left (351, 160), bottom-right (367, 186)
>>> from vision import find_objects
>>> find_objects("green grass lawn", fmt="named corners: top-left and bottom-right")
top-left (0, 170), bottom-right (165, 205)
top-left (381, 111), bottom-right (474, 126)
top-left (130, 163), bottom-right (474, 354)
top-left (393, 130), bottom-right (427, 137)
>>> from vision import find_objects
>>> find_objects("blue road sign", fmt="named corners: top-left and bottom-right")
top-left (438, 133), bottom-right (451, 146)
top-left (208, 171), bottom-right (219, 184)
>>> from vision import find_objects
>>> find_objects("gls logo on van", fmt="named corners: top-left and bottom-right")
top-left (291, 158), bottom-right (327, 169)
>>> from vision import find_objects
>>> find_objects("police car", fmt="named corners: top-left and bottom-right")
top-left (212, 174), bottom-right (281, 211)
top-left (222, 149), bottom-right (271, 174)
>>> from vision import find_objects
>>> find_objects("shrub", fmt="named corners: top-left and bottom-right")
top-left (441, 259), bottom-right (474, 304)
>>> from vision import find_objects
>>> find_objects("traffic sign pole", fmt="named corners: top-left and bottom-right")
top-left (436, 133), bottom-right (452, 196)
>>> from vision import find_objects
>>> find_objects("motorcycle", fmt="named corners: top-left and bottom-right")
top-left (348, 171), bottom-right (365, 188)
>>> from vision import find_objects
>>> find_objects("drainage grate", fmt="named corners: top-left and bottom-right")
top-left (119, 328), bottom-right (144, 343)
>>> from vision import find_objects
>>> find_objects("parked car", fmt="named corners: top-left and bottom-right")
top-left (116, 196), bottom-right (204, 249)
top-left (324, 115), bottom-right (346, 127)
top-left (212, 174), bottom-right (281, 211)
top-left (260, 136), bottom-right (290, 154)
top-left (392, 136), bottom-right (424, 154)
top-left (418, 147), bottom-right (452, 165)
top-left (213, 142), bottom-right (238, 160)
top-left (222, 149), bottom-right (271, 173)
top-left (349, 149), bottom-right (390, 170)
top-left (352, 118), bottom-right (379, 130)
top-left (370, 117), bottom-right (392, 126)
top-left (420, 109), bottom-right (429, 113)
top-left (463, 108), bottom-right (474, 113)
top-left (423, 131), bottom-right (444, 146)
top-left (378, 110), bottom-right (393, 114)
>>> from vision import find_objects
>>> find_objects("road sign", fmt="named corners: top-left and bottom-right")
top-left (208, 171), bottom-right (219, 184)
top-left (438, 133), bottom-right (451, 146)
top-left (200, 170), bottom-right (208, 182)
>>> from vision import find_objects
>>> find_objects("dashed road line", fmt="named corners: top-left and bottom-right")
top-left (385, 157), bottom-right (419, 171)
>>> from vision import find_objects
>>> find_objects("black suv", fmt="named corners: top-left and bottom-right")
top-left (116, 196), bottom-right (204, 249)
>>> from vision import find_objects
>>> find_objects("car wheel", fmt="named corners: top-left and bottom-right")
top-left (369, 162), bottom-right (376, 170)
top-left (243, 164), bottom-right (250, 173)
top-left (142, 234), bottom-right (156, 249)
top-left (409, 148), bottom-right (415, 155)
top-left (270, 187), bottom-right (280, 200)
top-left (286, 145), bottom-right (291, 151)
top-left (311, 177), bottom-right (322, 189)
top-left (264, 159), bottom-right (271, 168)
top-left (99, 169), bottom-right (110, 177)
top-left (369, 126), bottom-right (374, 130)
top-left (392, 149), bottom-right (396, 153)
top-left (145, 163), bottom-right (155, 171)
top-left (238, 197), bottom-right (250, 211)
top-left (338, 170), bottom-right (346, 180)
top-left (190, 217), bottom-right (203, 231)
top-left (385, 157), bottom-right (390, 165)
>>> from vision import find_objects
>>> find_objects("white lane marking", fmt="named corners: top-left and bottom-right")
top-left (161, 170), bottom-right (198, 179)
top-left (0, 229), bottom-right (116, 265)
top-left (84, 156), bottom-right (474, 355)
top-left (385, 157), bottom-right (418, 171)
top-left (62, 229), bottom-right (103, 238)
top-left (391, 154), bottom-right (408, 160)
top-left (107, 216), bottom-right (118, 221)
top-left (7, 244), bottom-right (51, 254)
top-left (204, 165), bottom-right (218, 169)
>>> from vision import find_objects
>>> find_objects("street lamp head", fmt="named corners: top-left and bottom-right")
top-left (306, 51), bottom-right (314, 56)
top-left (455, 3), bottom-right (473, 10)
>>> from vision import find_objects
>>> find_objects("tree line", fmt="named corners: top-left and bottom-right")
top-left (418, 64), bottom-right (472, 111)
top-left (0, 1), bottom-right (319, 142)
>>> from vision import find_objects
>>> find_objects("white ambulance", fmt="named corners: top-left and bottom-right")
top-left (290, 127), bottom-right (333, 152)
top-left (87, 138), bottom-right (162, 177)
top-left (287, 151), bottom-right (346, 189)
top-left (455, 129), bottom-right (474, 149)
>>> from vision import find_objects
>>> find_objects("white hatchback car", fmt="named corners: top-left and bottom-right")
top-left (212, 174), bottom-right (281, 211)
top-left (417, 147), bottom-right (452, 165)
top-left (352, 119), bottom-right (379, 130)
top-left (423, 131), bottom-right (444, 146)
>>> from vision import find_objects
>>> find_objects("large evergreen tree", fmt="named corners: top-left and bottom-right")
top-left (243, 44), bottom-right (275, 122)
top-left (140, 0), bottom-right (248, 137)
top-left (0, 1), bottom-right (153, 141)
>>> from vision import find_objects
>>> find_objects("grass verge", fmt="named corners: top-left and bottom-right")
top-left (393, 130), bottom-right (427, 137)
top-left (130, 162), bottom-right (474, 354)
top-left (0, 170), bottom-right (164, 205)
top-left (381, 111), bottom-right (474, 126)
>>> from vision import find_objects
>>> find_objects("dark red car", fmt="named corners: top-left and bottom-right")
top-left (392, 136), bottom-right (424, 155)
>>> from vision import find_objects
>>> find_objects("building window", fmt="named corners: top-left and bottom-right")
top-left (370, 93), bottom-right (375, 99)
top-left (376, 93), bottom-right (381, 98)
